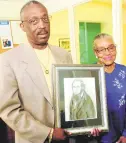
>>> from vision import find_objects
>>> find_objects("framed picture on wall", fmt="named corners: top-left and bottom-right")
top-left (59, 38), bottom-right (70, 52)
top-left (0, 21), bottom-right (13, 49)
top-left (1, 36), bottom-right (13, 49)
top-left (52, 64), bottom-right (108, 135)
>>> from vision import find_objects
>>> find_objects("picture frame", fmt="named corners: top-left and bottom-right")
top-left (1, 36), bottom-right (13, 49)
top-left (59, 38), bottom-right (70, 52)
top-left (52, 64), bottom-right (109, 135)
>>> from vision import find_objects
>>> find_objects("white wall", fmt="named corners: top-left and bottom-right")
top-left (0, 0), bottom-right (91, 20)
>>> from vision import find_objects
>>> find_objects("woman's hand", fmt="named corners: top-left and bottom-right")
top-left (90, 128), bottom-right (101, 136)
top-left (117, 136), bottom-right (126, 143)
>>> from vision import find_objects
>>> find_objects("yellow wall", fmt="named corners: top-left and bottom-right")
top-left (49, 1), bottom-right (112, 63)
top-left (49, 10), bottom-right (69, 46)
top-left (74, 2), bottom-right (112, 63)
top-left (122, 5), bottom-right (126, 64)
top-left (122, 24), bottom-right (126, 64)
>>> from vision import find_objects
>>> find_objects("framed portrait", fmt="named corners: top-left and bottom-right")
top-left (59, 38), bottom-right (70, 52)
top-left (1, 36), bottom-right (13, 49)
top-left (52, 64), bottom-right (109, 135)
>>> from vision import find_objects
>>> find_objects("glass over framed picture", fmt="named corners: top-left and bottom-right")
top-left (52, 64), bottom-right (109, 135)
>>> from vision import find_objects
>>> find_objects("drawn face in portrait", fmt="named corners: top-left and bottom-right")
top-left (72, 80), bottom-right (84, 96)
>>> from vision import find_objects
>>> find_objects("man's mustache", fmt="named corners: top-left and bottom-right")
top-left (37, 30), bottom-right (48, 35)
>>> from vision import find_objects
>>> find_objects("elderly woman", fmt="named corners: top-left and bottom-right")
top-left (91, 33), bottom-right (126, 143)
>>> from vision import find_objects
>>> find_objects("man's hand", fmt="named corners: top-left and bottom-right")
top-left (117, 136), bottom-right (126, 143)
top-left (90, 128), bottom-right (101, 136)
top-left (52, 128), bottom-right (71, 141)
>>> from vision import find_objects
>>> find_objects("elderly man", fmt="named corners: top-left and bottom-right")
top-left (70, 79), bottom-right (95, 120)
top-left (0, 1), bottom-right (72, 143)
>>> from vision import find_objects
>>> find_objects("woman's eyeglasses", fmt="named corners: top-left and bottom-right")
top-left (94, 44), bottom-right (116, 54)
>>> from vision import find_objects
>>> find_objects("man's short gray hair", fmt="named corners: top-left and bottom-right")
top-left (20, 0), bottom-right (46, 20)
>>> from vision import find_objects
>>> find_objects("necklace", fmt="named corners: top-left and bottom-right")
top-left (40, 63), bottom-right (49, 74)
top-left (37, 47), bottom-right (50, 74)
top-left (97, 62), bottom-right (115, 73)
top-left (105, 63), bottom-right (115, 73)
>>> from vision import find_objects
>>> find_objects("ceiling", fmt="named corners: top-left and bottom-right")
top-left (0, 0), bottom-right (125, 20)
top-left (93, 0), bottom-right (126, 4)
top-left (0, 0), bottom-right (117, 1)
top-left (0, 0), bottom-right (125, 4)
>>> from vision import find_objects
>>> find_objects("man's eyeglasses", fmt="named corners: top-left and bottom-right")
top-left (22, 15), bottom-right (51, 26)
top-left (94, 44), bottom-right (116, 54)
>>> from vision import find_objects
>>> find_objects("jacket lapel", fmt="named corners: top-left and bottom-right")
top-left (20, 44), bottom-right (52, 105)
top-left (49, 45), bottom-right (67, 64)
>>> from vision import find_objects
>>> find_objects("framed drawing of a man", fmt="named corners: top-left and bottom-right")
top-left (65, 78), bottom-right (97, 121)
top-left (52, 64), bottom-right (108, 135)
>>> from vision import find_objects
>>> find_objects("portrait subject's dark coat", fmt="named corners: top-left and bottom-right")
top-left (70, 92), bottom-right (95, 120)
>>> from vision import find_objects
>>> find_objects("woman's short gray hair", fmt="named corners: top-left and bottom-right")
top-left (93, 33), bottom-right (114, 49)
